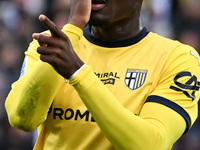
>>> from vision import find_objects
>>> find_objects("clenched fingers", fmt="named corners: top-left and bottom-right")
top-left (33, 33), bottom-right (66, 47)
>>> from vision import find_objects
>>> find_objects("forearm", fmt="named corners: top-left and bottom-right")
top-left (5, 61), bottom-right (63, 132)
top-left (70, 65), bottom-right (185, 149)
top-left (5, 24), bottom-right (83, 132)
top-left (62, 24), bottom-right (83, 48)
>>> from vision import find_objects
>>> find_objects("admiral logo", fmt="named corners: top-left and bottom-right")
top-left (95, 72), bottom-right (120, 85)
top-left (125, 69), bottom-right (148, 90)
top-left (170, 71), bottom-right (200, 100)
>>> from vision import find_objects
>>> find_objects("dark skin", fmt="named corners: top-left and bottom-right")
top-left (33, 0), bottom-right (143, 79)
top-left (89, 0), bottom-right (143, 40)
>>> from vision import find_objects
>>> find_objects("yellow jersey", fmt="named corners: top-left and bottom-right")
top-left (5, 24), bottom-right (200, 150)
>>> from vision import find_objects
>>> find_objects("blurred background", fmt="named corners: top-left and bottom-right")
top-left (0, 0), bottom-right (199, 149)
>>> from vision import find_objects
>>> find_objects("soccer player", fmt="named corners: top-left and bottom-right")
top-left (5, 0), bottom-right (200, 149)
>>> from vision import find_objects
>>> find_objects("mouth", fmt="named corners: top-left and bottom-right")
top-left (92, 0), bottom-right (106, 11)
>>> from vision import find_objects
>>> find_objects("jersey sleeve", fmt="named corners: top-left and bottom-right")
top-left (69, 45), bottom-right (200, 149)
top-left (146, 44), bottom-right (200, 132)
top-left (5, 24), bottom-right (83, 132)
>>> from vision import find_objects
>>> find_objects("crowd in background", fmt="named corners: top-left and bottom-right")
top-left (0, 0), bottom-right (199, 149)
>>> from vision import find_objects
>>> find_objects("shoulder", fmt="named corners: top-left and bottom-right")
top-left (146, 32), bottom-right (198, 60)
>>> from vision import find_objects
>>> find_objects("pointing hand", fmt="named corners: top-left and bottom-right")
top-left (33, 15), bottom-right (84, 79)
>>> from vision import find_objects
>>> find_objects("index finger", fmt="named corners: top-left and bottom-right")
top-left (39, 14), bottom-right (62, 37)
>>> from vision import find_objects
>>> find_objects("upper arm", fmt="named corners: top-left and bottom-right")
top-left (140, 100), bottom-right (186, 149)
top-left (139, 45), bottom-right (200, 148)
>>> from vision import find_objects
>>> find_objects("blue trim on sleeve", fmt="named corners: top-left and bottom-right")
top-left (145, 95), bottom-right (191, 134)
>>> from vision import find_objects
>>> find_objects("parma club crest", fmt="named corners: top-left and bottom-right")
top-left (125, 69), bottom-right (148, 90)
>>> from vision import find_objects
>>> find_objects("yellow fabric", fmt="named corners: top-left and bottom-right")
top-left (5, 24), bottom-right (82, 132)
top-left (5, 24), bottom-right (200, 150)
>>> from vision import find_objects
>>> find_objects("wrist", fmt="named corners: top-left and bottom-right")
top-left (65, 64), bottom-right (86, 82)
top-left (68, 18), bottom-right (87, 30)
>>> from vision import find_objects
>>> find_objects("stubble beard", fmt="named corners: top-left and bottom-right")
top-left (88, 13), bottom-right (110, 27)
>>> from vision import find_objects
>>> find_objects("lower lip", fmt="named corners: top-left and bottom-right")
top-left (92, 4), bottom-right (106, 11)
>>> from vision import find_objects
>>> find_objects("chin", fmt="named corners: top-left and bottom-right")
top-left (88, 15), bottom-right (110, 27)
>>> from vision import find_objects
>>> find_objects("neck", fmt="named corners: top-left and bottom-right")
top-left (90, 18), bottom-right (142, 41)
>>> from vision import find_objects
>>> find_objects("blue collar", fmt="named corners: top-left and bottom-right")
top-left (83, 25), bottom-right (149, 48)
